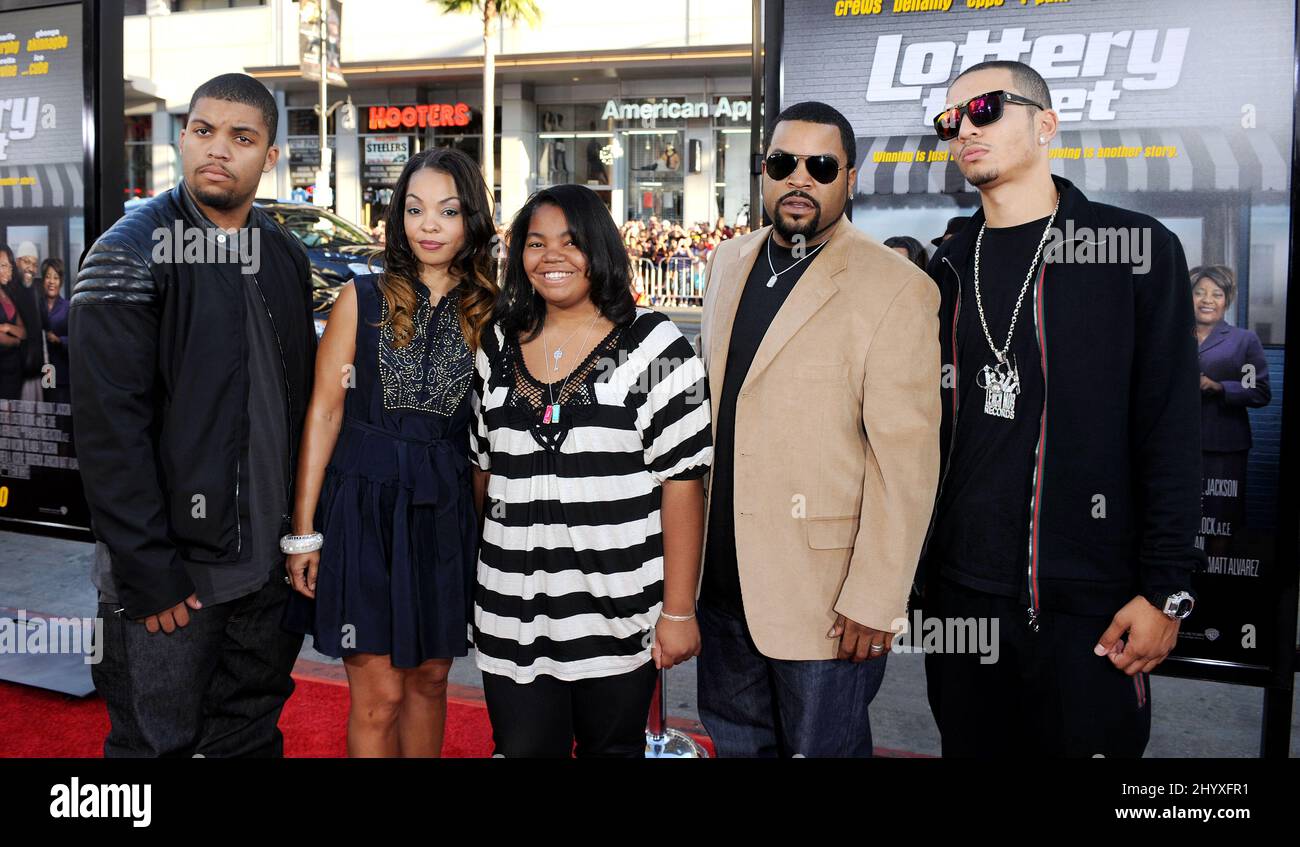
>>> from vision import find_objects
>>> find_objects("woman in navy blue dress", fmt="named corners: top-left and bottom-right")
top-left (283, 148), bottom-right (498, 756)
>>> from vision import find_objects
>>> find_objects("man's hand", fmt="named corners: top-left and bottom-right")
top-left (140, 594), bottom-right (202, 634)
top-left (1094, 595), bottom-right (1180, 675)
top-left (828, 614), bottom-right (892, 662)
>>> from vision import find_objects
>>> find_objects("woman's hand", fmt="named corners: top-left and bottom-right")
top-left (652, 616), bottom-right (701, 670)
top-left (1200, 374), bottom-right (1223, 394)
top-left (46, 331), bottom-right (60, 345)
top-left (286, 550), bottom-right (320, 598)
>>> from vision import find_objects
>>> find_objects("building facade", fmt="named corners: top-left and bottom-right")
top-left (122, 0), bottom-right (754, 229)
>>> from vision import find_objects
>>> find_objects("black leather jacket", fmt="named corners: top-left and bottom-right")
top-left (70, 181), bottom-right (317, 618)
top-left (921, 176), bottom-right (1201, 621)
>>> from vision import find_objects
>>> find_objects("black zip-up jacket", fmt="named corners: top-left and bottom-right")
top-left (921, 175), bottom-right (1202, 622)
top-left (69, 181), bottom-right (317, 618)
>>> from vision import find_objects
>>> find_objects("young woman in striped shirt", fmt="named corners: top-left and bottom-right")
top-left (471, 185), bottom-right (712, 757)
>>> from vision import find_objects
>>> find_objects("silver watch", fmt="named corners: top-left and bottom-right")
top-left (1157, 590), bottom-right (1195, 620)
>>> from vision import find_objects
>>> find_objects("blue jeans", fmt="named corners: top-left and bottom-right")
top-left (696, 601), bottom-right (887, 757)
top-left (92, 573), bottom-right (303, 757)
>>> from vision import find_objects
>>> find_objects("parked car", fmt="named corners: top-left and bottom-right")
top-left (255, 200), bottom-right (383, 337)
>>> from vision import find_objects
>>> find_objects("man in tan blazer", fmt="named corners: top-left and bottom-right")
top-left (695, 101), bottom-right (941, 757)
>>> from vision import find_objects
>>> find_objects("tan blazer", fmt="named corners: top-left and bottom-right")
top-left (698, 216), bottom-right (942, 660)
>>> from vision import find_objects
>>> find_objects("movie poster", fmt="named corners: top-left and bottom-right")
top-left (0, 2), bottom-right (89, 534)
top-left (781, 0), bottom-right (1295, 672)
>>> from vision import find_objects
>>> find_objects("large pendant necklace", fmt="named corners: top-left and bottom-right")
top-left (971, 198), bottom-right (1059, 420)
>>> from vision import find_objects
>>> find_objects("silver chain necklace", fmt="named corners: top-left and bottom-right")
top-left (540, 310), bottom-right (600, 425)
top-left (971, 199), bottom-right (1059, 420)
top-left (544, 313), bottom-right (593, 372)
top-left (765, 234), bottom-right (829, 288)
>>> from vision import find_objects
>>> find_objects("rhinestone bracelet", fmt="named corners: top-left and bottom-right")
top-left (279, 532), bottom-right (324, 554)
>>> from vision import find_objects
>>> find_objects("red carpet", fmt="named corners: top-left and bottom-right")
top-left (0, 676), bottom-right (715, 758)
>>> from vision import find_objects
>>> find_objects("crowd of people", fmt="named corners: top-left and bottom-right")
top-left (619, 216), bottom-right (750, 265)
top-left (618, 217), bottom-right (751, 305)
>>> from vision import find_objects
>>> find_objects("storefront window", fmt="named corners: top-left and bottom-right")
top-left (286, 107), bottom-right (336, 204)
top-left (124, 115), bottom-right (152, 200)
top-left (1248, 204), bottom-right (1289, 345)
top-left (536, 96), bottom-right (750, 225)
top-left (286, 107), bottom-right (335, 137)
top-left (715, 127), bottom-right (749, 228)
top-left (538, 103), bottom-right (615, 190)
top-left (625, 130), bottom-right (684, 223)
top-left (286, 136), bottom-right (335, 204)
top-left (357, 102), bottom-right (494, 228)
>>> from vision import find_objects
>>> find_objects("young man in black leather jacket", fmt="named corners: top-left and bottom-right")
top-left (71, 73), bottom-right (316, 757)
top-left (920, 61), bottom-right (1201, 757)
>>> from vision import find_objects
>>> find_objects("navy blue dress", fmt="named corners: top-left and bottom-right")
top-left (285, 273), bottom-right (477, 667)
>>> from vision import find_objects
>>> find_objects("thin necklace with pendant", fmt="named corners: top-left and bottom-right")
top-left (972, 198), bottom-right (1059, 421)
top-left (765, 233), bottom-right (829, 287)
top-left (545, 313), bottom-right (591, 373)
top-left (540, 310), bottom-right (601, 425)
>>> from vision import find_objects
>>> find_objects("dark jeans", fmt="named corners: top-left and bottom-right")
top-left (482, 660), bottom-right (659, 758)
top-left (696, 600), bottom-right (888, 758)
top-left (92, 573), bottom-right (303, 758)
top-left (923, 577), bottom-right (1151, 758)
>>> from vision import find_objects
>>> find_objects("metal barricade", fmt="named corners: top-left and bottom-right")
top-left (634, 256), bottom-right (707, 308)
top-left (632, 257), bottom-right (659, 306)
top-left (657, 256), bottom-right (702, 307)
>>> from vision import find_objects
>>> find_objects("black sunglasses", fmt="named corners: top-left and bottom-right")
top-left (763, 151), bottom-right (846, 184)
top-left (932, 90), bottom-right (1045, 141)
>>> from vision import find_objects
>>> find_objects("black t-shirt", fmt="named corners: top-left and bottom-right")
top-left (930, 215), bottom-right (1051, 597)
top-left (701, 233), bottom-right (821, 617)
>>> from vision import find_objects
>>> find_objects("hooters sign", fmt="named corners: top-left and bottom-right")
top-left (368, 103), bottom-right (472, 131)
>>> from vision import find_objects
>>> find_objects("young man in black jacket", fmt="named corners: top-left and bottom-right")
top-left (70, 74), bottom-right (316, 757)
top-left (920, 61), bottom-right (1201, 757)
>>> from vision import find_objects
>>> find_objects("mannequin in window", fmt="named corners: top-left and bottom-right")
top-left (586, 121), bottom-right (610, 184)
top-left (551, 114), bottom-right (569, 181)
top-left (661, 143), bottom-right (681, 172)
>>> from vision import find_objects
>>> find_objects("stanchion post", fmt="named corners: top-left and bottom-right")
top-left (644, 667), bottom-right (708, 758)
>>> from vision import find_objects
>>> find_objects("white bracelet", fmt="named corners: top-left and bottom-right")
top-left (659, 609), bottom-right (696, 622)
top-left (280, 532), bottom-right (323, 554)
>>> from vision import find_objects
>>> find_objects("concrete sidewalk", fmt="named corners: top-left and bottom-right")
top-left (2, 529), bottom-right (1296, 757)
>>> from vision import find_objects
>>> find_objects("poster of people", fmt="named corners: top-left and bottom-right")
top-left (0, 1), bottom-right (88, 535)
top-left (780, 0), bottom-right (1294, 673)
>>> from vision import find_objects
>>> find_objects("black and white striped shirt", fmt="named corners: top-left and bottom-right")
top-left (470, 308), bottom-right (712, 683)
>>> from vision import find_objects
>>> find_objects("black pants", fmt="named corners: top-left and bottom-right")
top-left (923, 578), bottom-right (1151, 758)
top-left (482, 661), bottom-right (659, 758)
top-left (92, 574), bottom-right (304, 758)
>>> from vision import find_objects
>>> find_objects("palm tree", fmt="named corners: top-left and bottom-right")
top-left (437, 0), bottom-right (542, 213)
